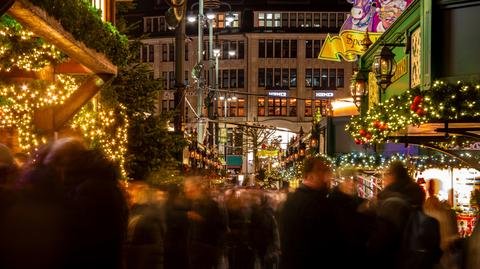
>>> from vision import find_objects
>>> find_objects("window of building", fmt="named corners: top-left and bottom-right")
top-left (222, 42), bottom-right (229, 59)
top-left (306, 69), bottom-right (312, 87)
top-left (314, 40), bottom-right (321, 58)
top-left (266, 68), bottom-right (273, 87)
top-left (306, 13), bottom-right (312, 27)
top-left (149, 45), bottom-right (154, 62)
top-left (258, 97), bottom-right (265, 116)
top-left (141, 45), bottom-right (148, 62)
top-left (329, 13), bottom-right (336, 28)
top-left (274, 68), bottom-right (281, 86)
top-left (159, 17), bottom-right (166, 31)
top-left (289, 98), bottom-right (297, 116)
top-left (229, 42), bottom-right (237, 59)
top-left (305, 99), bottom-right (313, 116)
top-left (169, 71), bottom-right (175, 89)
top-left (266, 40), bottom-right (273, 58)
top-left (185, 44), bottom-right (188, 61)
top-left (306, 40), bottom-right (313, 58)
top-left (329, 69), bottom-right (337, 87)
top-left (217, 14), bottom-right (225, 28)
top-left (162, 44), bottom-right (167, 62)
top-left (169, 100), bottom-right (175, 111)
top-left (322, 13), bottom-right (328, 28)
top-left (268, 98), bottom-right (287, 116)
top-left (290, 13), bottom-right (297, 27)
top-left (259, 40), bottom-right (265, 58)
top-left (274, 13), bottom-right (281, 27)
top-left (313, 68), bottom-right (321, 87)
top-left (238, 69), bottom-right (245, 88)
top-left (291, 40), bottom-right (297, 58)
top-left (337, 69), bottom-right (344, 87)
top-left (281, 69), bottom-right (289, 87)
top-left (315, 100), bottom-right (328, 116)
top-left (321, 68), bottom-right (328, 87)
top-left (290, 69), bottom-right (297, 87)
top-left (282, 40), bottom-right (290, 58)
top-left (298, 13), bottom-right (305, 26)
top-left (162, 100), bottom-right (168, 113)
top-left (274, 40), bottom-right (281, 58)
top-left (337, 13), bottom-right (345, 28)
top-left (185, 70), bottom-right (189, 85)
top-left (266, 13), bottom-right (273, 27)
top-left (230, 69), bottom-right (237, 88)
top-left (282, 13), bottom-right (289, 27)
top-left (222, 70), bottom-right (229, 88)
top-left (229, 98), bottom-right (237, 117)
top-left (238, 41), bottom-right (245, 59)
top-left (258, 13), bottom-right (265, 27)
top-left (169, 44), bottom-right (174, 61)
top-left (314, 13), bottom-right (321, 27)
top-left (162, 72), bottom-right (168, 89)
top-left (238, 99), bottom-right (245, 116)
top-left (258, 68), bottom-right (265, 87)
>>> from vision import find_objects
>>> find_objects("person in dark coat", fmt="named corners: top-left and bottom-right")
top-left (367, 161), bottom-right (440, 269)
top-left (279, 156), bottom-right (341, 269)
top-left (184, 176), bottom-right (227, 269)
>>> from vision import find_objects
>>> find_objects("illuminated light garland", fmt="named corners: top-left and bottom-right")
top-left (346, 81), bottom-right (480, 144)
top-left (0, 75), bottom-right (79, 150)
top-left (71, 102), bottom-right (129, 178)
top-left (0, 16), bottom-right (65, 71)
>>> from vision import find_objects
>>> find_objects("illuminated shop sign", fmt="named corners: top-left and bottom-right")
top-left (268, 91), bottom-right (288, 97)
top-left (315, 91), bottom-right (335, 98)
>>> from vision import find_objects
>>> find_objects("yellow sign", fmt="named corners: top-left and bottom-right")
top-left (319, 30), bottom-right (382, 62)
top-left (257, 150), bottom-right (279, 157)
top-left (392, 57), bottom-right (407, 82)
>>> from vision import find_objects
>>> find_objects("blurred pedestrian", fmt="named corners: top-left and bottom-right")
top-left (279, 156), bottom-right (340, 269)
top-left (368, 161), bottom-right (441, 269)
top-left (43, 138), bottom-right (129, 269)
top-left (184, 176), bottom-right (227, 269)
top-left (330, 169), bottom-right (374, 269)
top-left (125, 182), bottom-right (165, 269)
top-left (251, 195), bottom-right (280, 269)
top-left (164, 184), bottom-right (189, 269)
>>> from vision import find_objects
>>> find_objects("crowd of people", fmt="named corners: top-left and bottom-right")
top-left (0, 138), bottom-right (479, 269)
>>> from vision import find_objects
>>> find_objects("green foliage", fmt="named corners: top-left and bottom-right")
top-left (28, 0), bottom-right (130, 66)
top-left (347, 81), bottom-right (480, 144)
top-left (0, 15), bottom-right (65, 71)
top-left (104, 64), bottom-right (186, 180)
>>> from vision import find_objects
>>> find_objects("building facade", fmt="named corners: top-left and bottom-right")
top-left (121, 0), bottom-right (355, 172)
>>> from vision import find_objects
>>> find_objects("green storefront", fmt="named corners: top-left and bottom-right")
top-left (348, 0), bottom-right (480, 169)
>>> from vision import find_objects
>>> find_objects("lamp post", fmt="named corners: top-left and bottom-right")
top-left (187, 1), bottom-right (234, 146)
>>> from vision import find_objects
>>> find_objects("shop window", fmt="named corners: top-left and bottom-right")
top-left (289, 98), bottom-right (297, 116)
top-left (305, 99), bottom-right (312, 117)
top-left (258, 97), bottom-right (266, 116)
top-left (238, 99), bottom-right (245, 117)
top-left (268, 98), bottom-right (287, 116)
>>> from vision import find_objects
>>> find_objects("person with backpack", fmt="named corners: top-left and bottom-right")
top-left (367, 161), bottom-right (442, 269)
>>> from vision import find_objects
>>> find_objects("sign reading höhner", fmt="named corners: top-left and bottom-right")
top-left (315, 91), bottom-right (335, 98)
top-left (268, 91), bottom-right (288, 97)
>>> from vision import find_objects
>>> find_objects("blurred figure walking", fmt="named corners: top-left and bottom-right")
top-left (184, 176), bottom-right (227, 269)
top-left (368, 161), bottom-right (441, 269)
top-left (279, 156), bottom-right (340, 269)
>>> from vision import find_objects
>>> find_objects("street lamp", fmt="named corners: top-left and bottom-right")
top-left (350, 71), bottom-right (367, 108)
top-left (373, 46), bottom-right (396, 92)
top-left (206, 9), bottom-right (215, 20)
top-left (213, 47), bottom-right (221, 57)
top-left (187, 11), bottom-right (197, 22)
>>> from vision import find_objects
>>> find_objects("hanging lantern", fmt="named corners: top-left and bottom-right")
top-left (373, 46), bottom-right (396, 92)
top-left (350, 71), bottom-right (368, 108)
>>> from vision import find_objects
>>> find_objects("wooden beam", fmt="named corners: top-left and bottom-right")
top-left (34, 75), bottom-right (113, 132)
top-left (54, 59), bottom-right (93, 75)
top-left (7, 0), bottom-right (117, 75)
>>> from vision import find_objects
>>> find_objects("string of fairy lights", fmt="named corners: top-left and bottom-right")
top-left (346, 81), bottom-right (480, 145)
top-left (0, 16), bottom-right (129, 176)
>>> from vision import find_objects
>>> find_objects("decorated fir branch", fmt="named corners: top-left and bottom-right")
top-left (346, 81), bottom-right (480, 145)
top-left (0, 15), bottom-right (65, 71)
top-left (0, 75), bottom-right (79, 150)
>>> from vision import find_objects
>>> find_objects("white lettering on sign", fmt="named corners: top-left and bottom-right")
top-left (315, 92), bottom-right (335, 98)
top-left (268, 92), bottom-right (287, 97)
